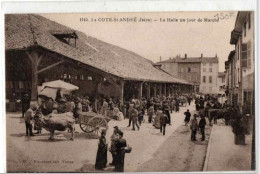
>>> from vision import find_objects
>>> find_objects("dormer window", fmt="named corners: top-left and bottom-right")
top-left (52, 30), bottom-right (78, 47)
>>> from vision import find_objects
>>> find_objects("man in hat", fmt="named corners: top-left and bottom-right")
top-left (127, 103), bottom-right (134, 127)
top-left (162, 101), bottom-right (171, 125)
top-left (160, 108), bottom-right (168, 136)
top-left (21, 93), bottom-right (30, 118)
top-left (199, 114), bottom-right (206, 141)
top-left (131, 106), bottom-right (139, 131)
top-left (24, 101), bottom-right (38, 136)
top-left (109, 126), bottom-right (120, 166)
top-left (190, 114), bottom-right (199, 141)
top-left (101, 98), bottom-right (108, 116)
top-left (147, 104), bottom-right (154, 123)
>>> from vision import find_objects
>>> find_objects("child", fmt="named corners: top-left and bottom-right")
top-left (184, 109), bottom-right (191, 126)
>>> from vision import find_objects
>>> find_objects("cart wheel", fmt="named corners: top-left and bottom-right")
top-left (79, 123), bottom-right (95, 133)
top-left (87, 116), bottom-right (108, 138)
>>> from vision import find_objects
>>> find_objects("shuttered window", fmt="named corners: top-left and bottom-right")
top-left (241, 42), bottom-right (251, 68)
top-left (248, 13), bottom-right (251, 29)
top-left (243, 22), bottom-right (246, 37)
top-left (248, 41), bottom-right (251, 67)
top-left (209, 76), bottom-right (212, 83)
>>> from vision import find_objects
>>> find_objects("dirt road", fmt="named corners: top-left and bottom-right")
top-left (6, 101), bottom-right (211, 172)
top-left (136, 121), bottom-right (212, 172)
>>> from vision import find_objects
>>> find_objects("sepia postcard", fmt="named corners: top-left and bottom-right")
top-left (4, 9), bottom-right (256, 173)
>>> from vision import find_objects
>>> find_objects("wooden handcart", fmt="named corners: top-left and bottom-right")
top-left (78, 112), bottom-right (111, 137)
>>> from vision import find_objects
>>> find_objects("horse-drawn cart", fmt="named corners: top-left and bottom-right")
top-left (78, 112), bottom-right (111, 137)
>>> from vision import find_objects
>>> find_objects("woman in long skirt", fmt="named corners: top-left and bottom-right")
top-left (95, 130), bottom-right (108, 170)
top-left (114, 131), bottom-right (127, 172)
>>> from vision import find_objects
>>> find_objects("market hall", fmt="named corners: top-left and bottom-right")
top-left (5, 14), bottom-right (193, 109)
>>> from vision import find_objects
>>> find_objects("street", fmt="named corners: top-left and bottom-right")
top-left (7, 101), bottom-right (211, 172)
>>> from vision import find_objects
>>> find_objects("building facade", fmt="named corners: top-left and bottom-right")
top-left (200, 58), bottom-right (219, 94)
top-left (226, 11), bottom-right (254, 114)
top-left (217, 72), bottom-right (226, 95)
top-left (158, 55), bottom-right (219, 94)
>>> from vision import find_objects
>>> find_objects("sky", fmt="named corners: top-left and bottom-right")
top-left (41, 12), bottom-right (237, 72)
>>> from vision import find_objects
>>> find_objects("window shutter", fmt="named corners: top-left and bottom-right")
top-left (247, 41), bottom-right (251, 67)
top-left (241, 43), bottom-right (248, 68)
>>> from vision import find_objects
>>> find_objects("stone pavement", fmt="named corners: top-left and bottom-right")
top-left (203, 122), bottom-right (252, 171)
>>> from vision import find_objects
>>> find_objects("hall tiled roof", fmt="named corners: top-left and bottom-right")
top-left (5, 14), bottom-right (191, 85)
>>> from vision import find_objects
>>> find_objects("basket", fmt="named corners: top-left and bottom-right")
top-left (125, 145), bottom-right (132, 153)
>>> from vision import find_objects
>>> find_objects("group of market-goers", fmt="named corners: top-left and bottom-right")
top-left (95, 126), bottom-right (131, 172)
top-left (185, 94), bottom-right (228, 141)
top-left (21, 90), bottom-right (195, 136)
top-left (184, 109), bottom-right (206, 141)
top-left (20, 89), bottom-right (220, 172)
top-left (124, 94), bottom-right (194, 135)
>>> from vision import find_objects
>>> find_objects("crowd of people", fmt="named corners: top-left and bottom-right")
top-left (20, 89), bottom-right (230, 172)
top-left (21, 90), bottom-right (196, 135)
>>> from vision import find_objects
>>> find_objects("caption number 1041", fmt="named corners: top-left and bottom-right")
top-left (214, 12), bottom-right (235, 20)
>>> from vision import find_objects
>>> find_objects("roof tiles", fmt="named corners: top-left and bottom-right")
top-left (5, 14), bottom-right (191, 85)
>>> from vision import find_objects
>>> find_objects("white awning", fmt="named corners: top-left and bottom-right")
top-left (41, 80), bottom-right (79, 91)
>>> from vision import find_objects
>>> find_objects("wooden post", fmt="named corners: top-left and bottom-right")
top-left (164, 84), bottom-right (167, 96)
top-left (119, 80), bottom-right (125, 102)
top-left (146, 83), bottom-right (151, 99)
top-left (137, 82), bottom-right (143, 99)
top-left (167, 85), bottom-right (171, 97)
top-left (26, 50), bottom-right (42, 101)
top-left (159, 84), bottom-right (162, 97)
top-left (153, 84), bottom-right (157, 97)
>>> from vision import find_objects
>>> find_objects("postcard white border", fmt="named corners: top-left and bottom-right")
top-left (0, 0), bottom-right (259, 173)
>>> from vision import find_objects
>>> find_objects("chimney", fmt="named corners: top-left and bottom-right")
top-left (215, 54), bottom-right (218, 58)
top-left (201, 54), bottom-right (203, 58)
top-left (169, 57), bottom-right (171, 60)
top-left (160, 56), bottom-right (162, 62)
top-left (184, 54), bottom-right (187, 58)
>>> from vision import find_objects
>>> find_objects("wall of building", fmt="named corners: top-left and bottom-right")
top-left (227, 12), bottom-right (254, 113)
top-left (241, 12), bottom-right (254, 78)
top-left (178, 62), bottom-right (201, 85)
top-left (217, 74), bottom-right (226, 94)
top-left (241, 12), bottom-right (254, 114)
top-left (200, 62), bottom-right (219, 94)
top-left (160, 62), bottom-right (178, 77)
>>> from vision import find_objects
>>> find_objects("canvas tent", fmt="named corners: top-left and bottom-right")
top-left (38, 80), bottom-right (79, 100)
